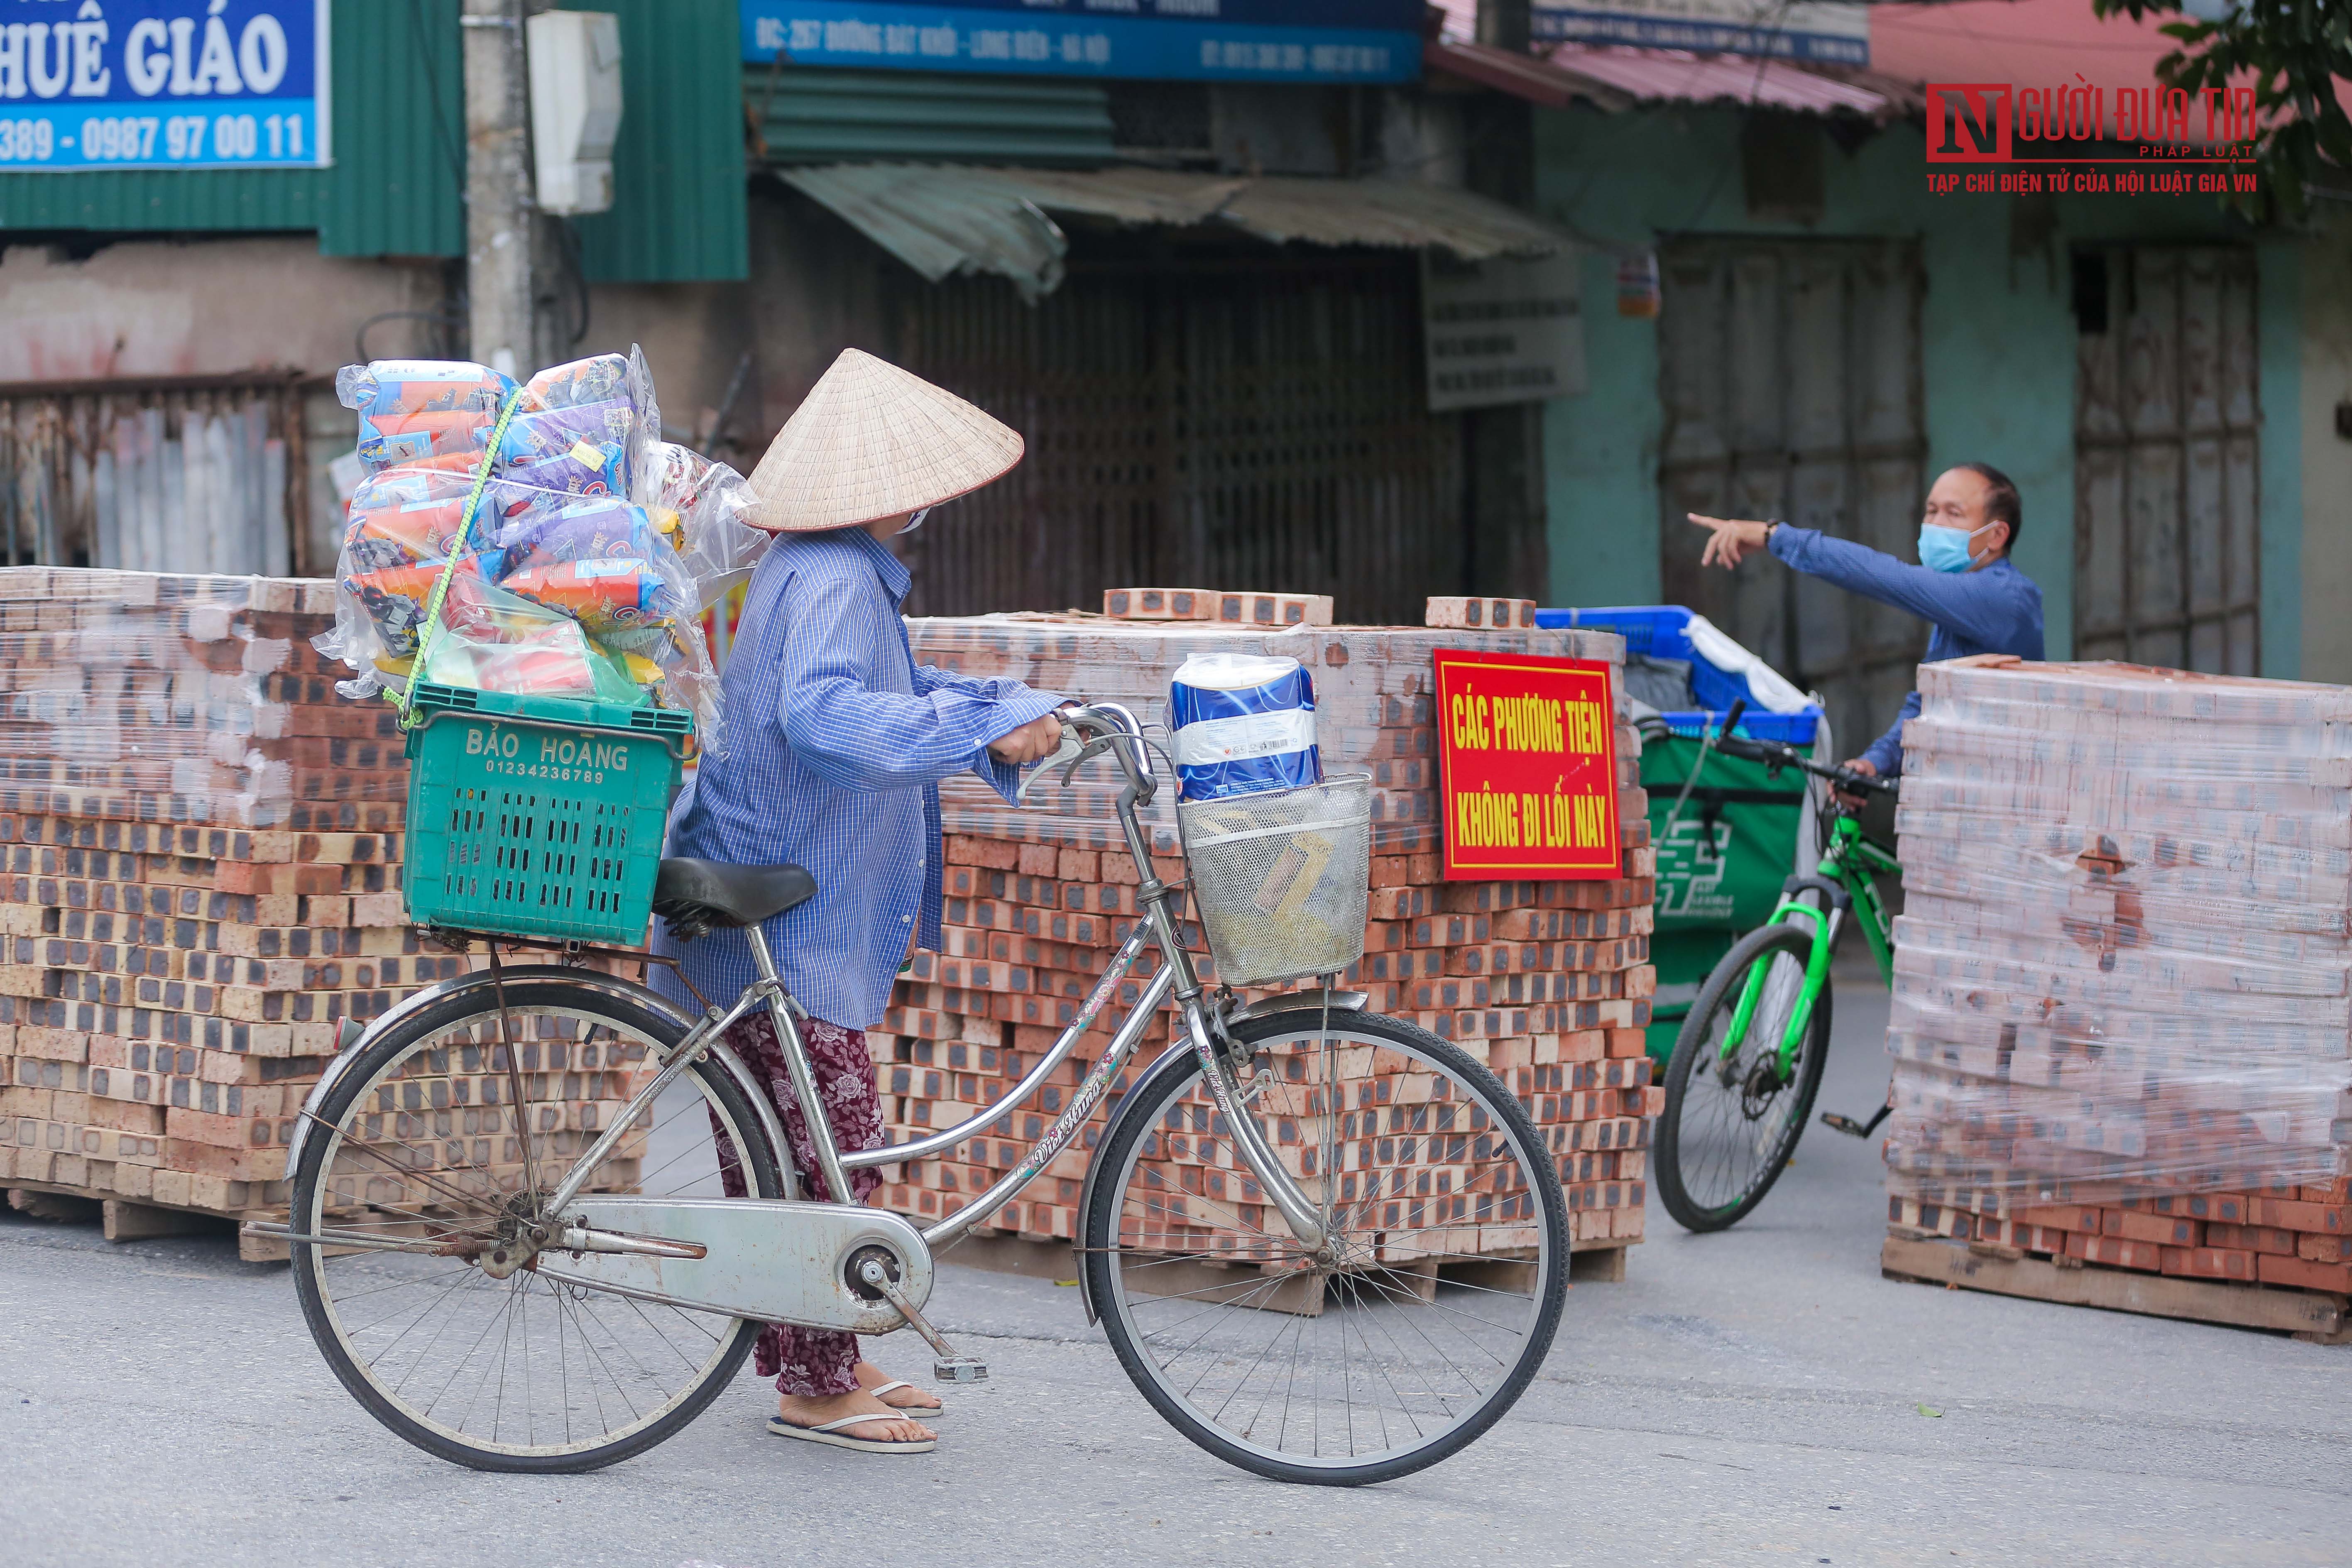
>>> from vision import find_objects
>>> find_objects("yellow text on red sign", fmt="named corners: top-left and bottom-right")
top-left (1433, 651), bottom-right (1620, 879)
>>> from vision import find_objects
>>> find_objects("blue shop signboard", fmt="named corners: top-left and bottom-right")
top-left (742, 0), bottom-right (1422, 84)
top-left (0, 0), bottom-right (328, 171)
top-left (1532, 0), bottom-right (1867, 65)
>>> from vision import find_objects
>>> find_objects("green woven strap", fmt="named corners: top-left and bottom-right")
top-left (396, 390), bottom-right (527, 727)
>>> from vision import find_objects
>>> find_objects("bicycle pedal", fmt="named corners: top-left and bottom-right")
top-left (1819, 1112), bottom-right (1866, 1137)
top-left (860, 1255), bottom-right (988, 1385)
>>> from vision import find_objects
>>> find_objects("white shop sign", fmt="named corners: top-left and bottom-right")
top-left (1422, 251), bottom-right (1586, 413)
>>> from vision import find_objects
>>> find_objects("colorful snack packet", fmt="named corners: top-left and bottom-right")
top-left (523, 353), bottom-right (631, 411)
top-left (499, 445), bottom-right (628, 497)
top-left (501, 558), bottom-right (687, 637)
top-left (637, 440), bottom-right (766, 609)
top-left (493, 499), bottom-right (675, 575)
top-left (343, 556), bottom-right (501, 657)
top-left (351, 467), bottom-right (570, 536)
top-left (499, 401), bottom-right (635, 460)
top-left (344, 499), bottom-right (475, 572)
top-left (336, 359), bottom-right (515, 418)
top-left (365, 447), bottom-right (503, 481)
top-left (354, 409), bottom-right (492, 473)
top-left (421, 620), bottom-right (643, 705)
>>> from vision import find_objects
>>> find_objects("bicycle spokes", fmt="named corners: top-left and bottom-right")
top-left (1092, 1020), bottom-right (1564, 1478)
top-left (1668, 939), bottom-right (1824, 1223)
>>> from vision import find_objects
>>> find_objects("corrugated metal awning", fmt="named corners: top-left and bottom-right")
top-left (1543, 44), bottom-right (1915, 117)
top-left (1426, 33), bottom-right (1909, 119)
top-left (776, 164), bottom-right (1576, 301)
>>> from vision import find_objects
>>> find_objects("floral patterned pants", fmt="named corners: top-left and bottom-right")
top-left (712, 1008), bottom-right (884, 1398)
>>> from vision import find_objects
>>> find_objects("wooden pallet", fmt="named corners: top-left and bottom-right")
top-left (1882, 1234), bottom-right (2352, 1343)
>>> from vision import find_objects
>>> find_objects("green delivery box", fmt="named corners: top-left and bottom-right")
top-left (401, 683), bottom-right (693, 945)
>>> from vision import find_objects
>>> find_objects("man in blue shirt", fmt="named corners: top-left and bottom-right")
top-left (655, 350), bottom-right (1065, 1455)
top-left (1687, 462), bottom-right (2044, 788)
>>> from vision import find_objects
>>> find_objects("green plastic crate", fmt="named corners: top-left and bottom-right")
top-left (400, 682), bottom-right (693, 944)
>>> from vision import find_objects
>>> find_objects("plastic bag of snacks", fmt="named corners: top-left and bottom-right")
top-left (318, 347), bottom-right (756, 750)
top-left (640, 440), bottom-right (766, 605)
top-left (336, 360), bottom-right (516, 474)
top-left (337, 349), bottom-right (657, 493)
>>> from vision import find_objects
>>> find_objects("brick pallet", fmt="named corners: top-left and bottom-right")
top-left (0, 568), bottom-right (644, 1256)
top-left (888, 615), bottom-right (1662, 1264)
top-left (1880, 654), bottom-right (2352, 1338)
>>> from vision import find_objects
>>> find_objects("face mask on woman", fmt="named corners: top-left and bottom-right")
top-left (1918, 519), bottom-right (1996, 573)
top-left (896, 507), bottom-right (930, 536)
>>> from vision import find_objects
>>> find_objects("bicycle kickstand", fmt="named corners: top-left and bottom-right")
top-left (857, 1256), bottom-right (989, 1385)
top-left (1820, 1105), bottom-right (1892, 1138)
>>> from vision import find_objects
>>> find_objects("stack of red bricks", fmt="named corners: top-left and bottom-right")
top-left (0, 567), bottom-right (608, 1252)
top-left (881, 613), bottom-right (1662, 1260)
top-left (1883, 655), bottom-right (2352, 1328)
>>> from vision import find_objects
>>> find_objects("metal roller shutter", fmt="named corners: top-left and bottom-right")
top-left (2073, 245), bottom-right (2259, 674)
top-left (887, 252), bottom-right (1465, 627)
top-left (1655, 237), bottom-right (1929, 758)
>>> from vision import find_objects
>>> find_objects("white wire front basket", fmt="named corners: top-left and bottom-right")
top-left (1177, 774), bottom-right (1372, 988)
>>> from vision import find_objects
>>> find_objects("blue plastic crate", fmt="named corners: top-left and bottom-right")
top-left (1537, 604), bottom-right (1821, 746)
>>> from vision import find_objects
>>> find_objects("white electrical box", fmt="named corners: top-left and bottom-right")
top-left (527, 12), bottom-right (624, 217)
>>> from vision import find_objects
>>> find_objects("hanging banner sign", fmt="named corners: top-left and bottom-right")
top-left (1434, 650), bottom-right (1622, 881)
top-left (1532, 0), bottom-right (1868, 66)
top-left (0, 0), bottom-right (330, 171)
top-left (742, 0), bottom-right (1421, 83)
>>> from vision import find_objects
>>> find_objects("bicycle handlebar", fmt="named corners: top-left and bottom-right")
top-left (1016, 702), bottom-right (1158, 806)
top-left (1661, 695), bottom-right (1899, 799)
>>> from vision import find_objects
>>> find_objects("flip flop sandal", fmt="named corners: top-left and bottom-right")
top-left (765, 1411), bottom-right (936, 1455)
top-left (866, 1379), bottom-right (947, 1419)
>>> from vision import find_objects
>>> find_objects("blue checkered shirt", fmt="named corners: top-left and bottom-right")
top-left (650, 528), bottom-right (1060, 1028)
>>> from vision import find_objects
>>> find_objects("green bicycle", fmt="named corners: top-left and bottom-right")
top-left (1653, 700), bottom-right (1902, 1232)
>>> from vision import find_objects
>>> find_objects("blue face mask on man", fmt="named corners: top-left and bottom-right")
top-left (1917, 519), bottom-right (1996, 574)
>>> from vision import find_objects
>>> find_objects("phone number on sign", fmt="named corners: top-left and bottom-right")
top-left (0, 107), bottom-right (314, 166)
top-left (476, 759), bottom-right (614, 787)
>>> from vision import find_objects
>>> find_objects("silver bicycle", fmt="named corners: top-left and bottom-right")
top-left (255, 703), bottom-right (1570, 1485)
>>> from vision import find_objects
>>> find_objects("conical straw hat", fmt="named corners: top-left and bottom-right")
top-left (745, 349), bottom-right (1024, 533)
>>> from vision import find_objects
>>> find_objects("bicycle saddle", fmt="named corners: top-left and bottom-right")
top-left (652, 857), bottom-right (816, 941)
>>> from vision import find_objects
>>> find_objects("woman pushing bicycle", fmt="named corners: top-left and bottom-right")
top-left (273, 349), bottom-right (1571, 1485)
top-left (651, 350), bottom-right (1068, 1454)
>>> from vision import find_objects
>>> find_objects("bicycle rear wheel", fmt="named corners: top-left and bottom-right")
top-left (287, 977), bottom-right (786, 1473)
top-left (1655, 923), bottom-right (1831, 1232)
top-left (1083, 1009), bottom-right (1568, 1486)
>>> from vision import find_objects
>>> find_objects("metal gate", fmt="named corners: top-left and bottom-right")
top-left (1655, 238), bottom-right (1927, 759)
top-left (2073, 246), bottom-right (2259, 673)
top-left (887, 253), bottom-right (1465, 626)
top-left (0, 373), bottom-right (309, 576)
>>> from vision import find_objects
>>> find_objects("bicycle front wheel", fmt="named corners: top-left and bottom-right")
top-left (1655, 922), bottom-right (1831, 1232)
top-left (287, 976), bottom-right (787, 1473)
top-left (1083, 1009), bottom-right (1568, 1486)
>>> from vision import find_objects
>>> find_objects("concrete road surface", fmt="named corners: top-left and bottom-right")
top-left (2, 977), bottom-right (2348, 1567)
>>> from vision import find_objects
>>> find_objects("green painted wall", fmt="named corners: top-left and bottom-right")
top-left (1532, 104), bottom-right (2303, 673)
top-left (2257, 240), bottom-right (2303, 678)
top-left (563, 0), bottom-right (749, 283)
